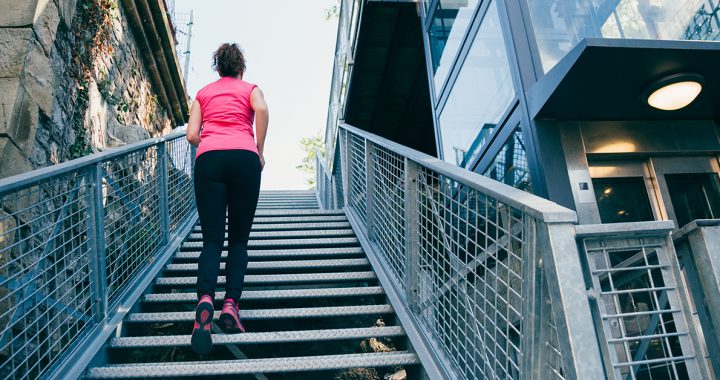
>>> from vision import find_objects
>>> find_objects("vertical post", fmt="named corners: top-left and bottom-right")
top-left (404, 159), bottom-right (420, 311)
top-left (364, 139), bottom-right (375, 238)
top-left (158, 143), bottom-right (170, 242)
top-left (340, 128), bottom-right (351, 209)
top-left (539, 222), bottom-right (605, 380)
top-left (182, 10), bottom-right (194, 86)
top-left (87, 162), bottom-right (107, 323)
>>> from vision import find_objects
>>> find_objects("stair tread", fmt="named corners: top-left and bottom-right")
top-left (253, 209), bottom-right (343, 216)
top-left (143, 286), bottom-right (385, 302)
top-left (186, 229), bottom-right (356, 239)
top-left (174, 247), bottom-right (364, 259)
top-left (126, 304), bottom-right (395, 322)
top-left (193, 222), bottom-right (352, 231)
top-left (165, 258), bottom-right (370, 271)
top-left (86, 352), bottom-right (419, 378)
top-left (180, 237), bottom-right (360, 248)
top-left (155, 271), bottom-right (377, 285)
top-left (110, 326), bottom-right (405, 348)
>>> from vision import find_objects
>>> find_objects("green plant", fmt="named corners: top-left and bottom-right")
top-left (297, 132), bottom-right (325, 187)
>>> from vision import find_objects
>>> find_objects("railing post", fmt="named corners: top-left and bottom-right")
top-left (364, 139), bottom-right (375, 237)
top-left (539, 221), bottom-right (605, 380)
top-left (86, 162), bottom-right (108, 323)
top-left (340, 128), bottom-right (351, 208)
top-left (403, 159), bottom-right (420, 311)
top-left (158, 143), bottom-right (170, 243)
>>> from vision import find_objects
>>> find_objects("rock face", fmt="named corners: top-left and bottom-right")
top-left (0, 0), bottom-right (186, 180)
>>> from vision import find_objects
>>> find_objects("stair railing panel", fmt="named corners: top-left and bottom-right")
top-left (0, 132), bottom-right (196, 379)
top-left (576, 222), bottom-right (711, 380)
top-left (335, 123), bottom-right (604, 380)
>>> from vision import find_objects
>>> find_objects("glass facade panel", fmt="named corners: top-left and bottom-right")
top-left (526, 0), bottom-right (720, 72)
top-left (438, 0), bottom-right (515, 167)
top-left (483, 129), bottom-right (532, 192)
top-left (666, 172), bottom-right (720, 227)
top-left (593, 177), bottom-right (654, 223)
top-left (428, 0), bottom-right (480, 94)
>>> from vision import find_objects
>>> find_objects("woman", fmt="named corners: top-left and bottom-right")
top-left (185, 42), bottom-right (268, 355)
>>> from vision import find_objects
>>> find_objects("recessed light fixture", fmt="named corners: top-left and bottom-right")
top-left (642, 73), bottom-right (704, 111)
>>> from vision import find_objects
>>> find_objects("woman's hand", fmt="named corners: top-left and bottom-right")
top-left (259, 153), bottom-right (265, 171)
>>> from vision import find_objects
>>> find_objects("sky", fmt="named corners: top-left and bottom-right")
top-left (174, 0), bottom-right (339, 190)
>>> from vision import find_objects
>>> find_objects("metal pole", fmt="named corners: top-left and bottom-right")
top-left (86, 163), bottom-right (108, 323)
top-left (403, 159), bottom-right (420, 311)
top-left (158, 143), bottom-right (170, 243)
top-left (182, 10), bottom-right (194, 86)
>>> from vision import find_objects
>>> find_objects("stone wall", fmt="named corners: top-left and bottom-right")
top-left (0, 0), bottom-right (187, 179)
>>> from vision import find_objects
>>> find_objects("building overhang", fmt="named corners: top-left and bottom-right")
top-left (527, 38), bottom-right (720, 122)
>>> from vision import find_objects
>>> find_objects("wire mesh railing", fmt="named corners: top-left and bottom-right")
top-left (331, 123), bottom-right (604, 380)
top-left (0, 132), bottom-right (196, 379)
top-left (576, 222), bottom-right (711, 380)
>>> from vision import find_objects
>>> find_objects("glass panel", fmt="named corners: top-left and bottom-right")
top-left (438, 0), bottom-right (515, 167)
top-left (665, 172), bottom-right (720, 227)
top-left (593, 177), bottom-right (654, 223)
top-left (428, 0), bottom-right (480, 94)
top-left (526, 0), bottom-right (720, 72)
top-left (483, 129), bottom-right (532, 192)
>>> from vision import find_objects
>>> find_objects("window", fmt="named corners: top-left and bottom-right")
top-left (666, 173), bottom-right (720, 227)
top-left (525, 0), bottom-right (720, 72)
top-left (428, 0), bottom-right (480, 94)
top-left (593, 177), bottom-right (654, 223)
top-left (483, 129), bottom-right (531, 192)
top-left (438, 0), bottom-right (515, 167)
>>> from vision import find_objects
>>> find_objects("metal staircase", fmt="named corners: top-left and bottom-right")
top-left (84, 190), bottom-right (420, 379)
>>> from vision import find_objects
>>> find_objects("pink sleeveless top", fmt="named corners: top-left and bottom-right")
top-left (195, 77), bottom-right (259, 158)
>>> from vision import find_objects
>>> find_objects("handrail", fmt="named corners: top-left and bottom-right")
top-left (0, 131), bottom-right (187, 194)
top-left (0, 132), bottom-right (197, 379)
top-left (340, 124), bottom-right (576, 223)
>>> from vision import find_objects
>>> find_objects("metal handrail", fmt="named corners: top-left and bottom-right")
top-left (330, 123), bottom-right (602, 380)
top-left (340, 124), bottom-right (576, 223)
top-left (0, 132), bottom-right (197, 379)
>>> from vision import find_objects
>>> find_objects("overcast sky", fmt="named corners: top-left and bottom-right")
top-left (174, 0), bottom-right (338, 190)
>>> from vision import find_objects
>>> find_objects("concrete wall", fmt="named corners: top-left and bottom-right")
top-left (0, 0), bottom-right (187, 179)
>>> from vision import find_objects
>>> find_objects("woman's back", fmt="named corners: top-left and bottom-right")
top-left (196, 77), bottom-right (258, 157)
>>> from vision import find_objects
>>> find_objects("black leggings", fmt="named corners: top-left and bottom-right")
top-left (194, 149), bottom-right (261, 303)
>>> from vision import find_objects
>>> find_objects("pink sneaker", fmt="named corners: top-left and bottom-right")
top-left (190, 294), bottom-right (214, 355)
top-left (219, 298), bottom-right (245, 334)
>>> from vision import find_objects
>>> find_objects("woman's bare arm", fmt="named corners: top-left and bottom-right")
top-left (186, 100), bottom-right (202, 147)
top-left (250, 87), bottom-right (269, 170)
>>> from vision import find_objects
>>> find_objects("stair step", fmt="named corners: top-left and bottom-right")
top-left (180, 237), bottom-right (359, 249)
top-left (174, 247), bottom-right (365, 260)
top-left (86, 352), bottom-right (419, 378)
top-left (193, 222), bottom-right (352, 232)
top-left (142, 286), bottom-right (385, 303)
top-left (164, 259), bottom-right (370, 272)
top-left (254, 209), bottom-right (343, 216)
top-left (155, 271), bottom-right (377, 286)
top-left (109, 326), bottom-right (405, 348)
top-left (186, 229), bottom-right (355, 240)
top-left (251, 215), bottom-right (347, 223)
top-left (126, 304), bottom-right (395, 323)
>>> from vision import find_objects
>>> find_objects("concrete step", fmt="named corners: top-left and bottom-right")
top-left (155, 271), bottom-right (377, 286)
top-left (125, 304), bottom-right (395, 323)
top-left (86, 352), bottom-right (419, 378)
top-left (142, 286), bottom-right (385, 303)
top-left (173, 247), bottom-right (365, 260)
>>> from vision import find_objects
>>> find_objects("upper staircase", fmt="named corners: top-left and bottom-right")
top-left (84, 190), bottom-right (420, 379)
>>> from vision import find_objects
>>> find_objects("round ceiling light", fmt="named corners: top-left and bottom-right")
top-left (642, 73), bottom-right (704, 111)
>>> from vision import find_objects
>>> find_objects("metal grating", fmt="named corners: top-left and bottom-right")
top-left (0, 171), bottom-right (94, 379)
top-left (167, 137), bottom-right (195, 233)
top-left (102, 148), bottom-right (163, 301)
top-left (348, 133), bottom-right (367, 224)
top-left (581, 234), bottom-right (704, 380)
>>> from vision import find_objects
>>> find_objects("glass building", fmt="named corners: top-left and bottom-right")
top-left (326, 0), bottom-right (720, 227)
